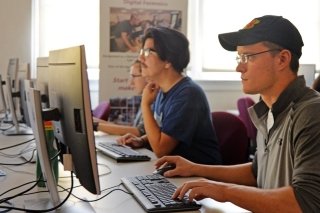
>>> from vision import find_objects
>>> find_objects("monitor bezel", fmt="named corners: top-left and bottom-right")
top-left (48, 45), bottom-right (100, 194)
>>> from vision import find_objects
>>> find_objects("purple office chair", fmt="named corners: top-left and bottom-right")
top-left (212, 111), bottom-right (249, 165)
top-left (92, 101), bottom-right (111, 121)
top-left (237, 97), bottom-right (257, 159)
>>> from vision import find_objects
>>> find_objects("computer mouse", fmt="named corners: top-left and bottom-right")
top-left (153, 163), bottom-right (176, 175)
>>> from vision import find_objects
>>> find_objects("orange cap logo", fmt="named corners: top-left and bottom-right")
top-left (243, 19), bottom-right (260, 30)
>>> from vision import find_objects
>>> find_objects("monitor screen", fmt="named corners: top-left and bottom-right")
top-left (6, 58), bottom-right (19, 92)
top-left (21, 79), bottom-right (36, 127)
top-left (35, 57), bottom-right (50, 108)
top-left (3, 58), bottom-right (19, 121)
top-left (47, 45), bottom-right (100, 194)
top-left (3, 60), bottom-right (33, 135)
top-left (0, 74), bottom-right (7, 113)
top-left (24, 45), bottom-right (100, 211)
top-left (17, 63), bottom-right (32, 126)
top-left (26, 88), bottom-right (61, 207)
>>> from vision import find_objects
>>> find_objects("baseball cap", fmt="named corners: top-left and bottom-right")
top-left (218, 15), bottom-right (304, 58)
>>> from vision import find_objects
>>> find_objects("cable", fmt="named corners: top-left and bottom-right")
top-left (22, 181), bottom-right (133, 204)
top-left (0, 149), bottom-right (36, 166)
top-left (57, 162), bottom-right (111, 180)
top-left (0, 124), bottom-right (13, 131)
top-left (56, 182), bottom-right (133, 203)
top-left (0, 139), bottom-right (36, 165)
top-left (0, 164), bottom-right (35, 176)
top-left (0, 149), bottom-right (61, 202)
top-left (0, 123), bottom-right (29, 132)
top-left (0, 138), bottom-right (35, 151)
top-left (0, 115), bottom-right (13, 131)
top-left (0, 125), bottom-right (15, 134)
top-left (0, 141), bottom-right (35, 158)
top-left (49, 150), bottom-right (61, 161)
top-left (0, 178), bottom-right (41, 204)
top-left (0, 201), bottom-right (13, 213)
top-left (73, 188), bottom-right (133, 203)
top-left (97, 163), bottom-right (112, 176)
top-left (0, 171), bottom-right (74, 212)
top-left (0, 154), bottom-right (35, 166)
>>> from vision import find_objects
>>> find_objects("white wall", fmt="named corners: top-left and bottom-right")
top-left (196, 80), bottom-right (259, 112)
top-left (89, 79), bottom-right (259, 112)
top-left (0, 1), bottom-right (261, 112)
top-left (0, 0), bottom-right (32, 77)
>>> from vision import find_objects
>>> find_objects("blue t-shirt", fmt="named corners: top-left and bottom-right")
top-left (153, 77), bottom-right (221, 164)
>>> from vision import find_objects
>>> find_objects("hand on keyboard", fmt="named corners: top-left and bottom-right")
top-left (121, 174), bottom-right (201, 212)
top-left (116, 133), bottom-right (146, 148)
top-left (97, 142), bottom-right (151, 162)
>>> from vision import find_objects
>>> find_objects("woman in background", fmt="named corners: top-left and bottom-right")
top-left (94, 60), bottom-right (147, 136)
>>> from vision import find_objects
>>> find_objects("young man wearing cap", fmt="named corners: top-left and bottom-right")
top-left (155, 15), bottom-right (320, 212)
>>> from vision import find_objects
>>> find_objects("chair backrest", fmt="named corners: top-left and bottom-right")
top-left (92, 101), bottom-right (111, 121)
top-left (237, 97), bottom-right (257, 144)
top-left (211, 111), bottom-right (249, 165)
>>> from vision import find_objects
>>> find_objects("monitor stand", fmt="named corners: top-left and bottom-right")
top-left (3, 125), bottom-right (33, 136)
top-left (0, 111), bottom-right (12, 124)
top-left (24, 198), bottom-right (96, 213)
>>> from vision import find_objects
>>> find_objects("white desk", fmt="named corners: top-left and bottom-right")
top-left (0, 132), bottom-right (250, 213)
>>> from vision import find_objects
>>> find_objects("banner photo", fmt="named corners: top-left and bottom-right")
top-left (100, 0), bottom-right (188, 123)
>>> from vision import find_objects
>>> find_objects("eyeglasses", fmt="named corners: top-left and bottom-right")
top-left (139, 48), bottom-right (157, 57)
top-left (130, 73), bottom-right (142, 78)
top-left (236, 49), bottom-right (282, 64)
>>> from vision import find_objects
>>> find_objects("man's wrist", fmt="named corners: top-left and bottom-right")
top-left (141, 102), bottom-right (152, 114)
top-left (140, 136), bottom-right (148, 146)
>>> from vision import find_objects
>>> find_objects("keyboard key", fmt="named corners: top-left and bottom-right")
top-left (97, 142), bottom-right (151, 162)
top-left (121, 174), bottom-right (201, 212)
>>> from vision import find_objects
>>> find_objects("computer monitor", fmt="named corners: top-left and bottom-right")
top-left (3, 61), bottom-right (33, 135)
top-left (26, 88), bottom-right (61, 208)
top-left (17, 63), bottom-right (32, 126)
top-left (3, 58), bottom-right (33, 136)
top-left (48, 45), bottom-right (100, 194)
top-left (6, 58), bottom-right (19, 91)
top-left (1, 58), bottom-right (18, 123)
top-left (0, 74), bottom-right (7, 115)
top-left (24, 45), bottom-right (100, 211)
top-left (21, 79), bottom-right (36, 127)
top-left (35, 57), bottom-right (50, 109)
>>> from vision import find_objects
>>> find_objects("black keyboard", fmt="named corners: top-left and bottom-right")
top-left (97, 142), bottom-right (151, 162)
top-left (121, 174), bottom-right (201, 212)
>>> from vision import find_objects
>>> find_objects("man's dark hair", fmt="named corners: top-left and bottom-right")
top-left (141, 27), bottom-right (190, 73)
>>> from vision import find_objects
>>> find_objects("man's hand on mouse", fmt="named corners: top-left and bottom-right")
top-left (153, 163), bottom-right (176, 175)
top-left (154, 156), bottom-right (197, 177)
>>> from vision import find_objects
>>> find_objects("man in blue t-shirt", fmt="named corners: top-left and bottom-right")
top-left (112, 13), bottom-right (141, 52)
top-left (117, 27), bottom-right (221, 165)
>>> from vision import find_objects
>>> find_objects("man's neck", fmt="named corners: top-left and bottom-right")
top-left (160, 73), bottom-right (184, 93)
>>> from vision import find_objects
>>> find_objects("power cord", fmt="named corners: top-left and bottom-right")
top-left (0, 177), bottom-right (42, 204)
top-left (0, 201), bottom-right (13, 213)
top-left (55, 182), bottom-right (133, 203)
top-left (0, 138), bottom-right (35, 151)
top-left (0, 171), bottom-right (74, 212)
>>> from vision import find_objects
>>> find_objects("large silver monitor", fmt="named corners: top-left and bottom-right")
top-left (24, 45), bottom-right (100, 211)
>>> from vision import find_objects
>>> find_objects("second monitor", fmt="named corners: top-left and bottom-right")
top-left (25, 45), bottom-right (100, 211)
